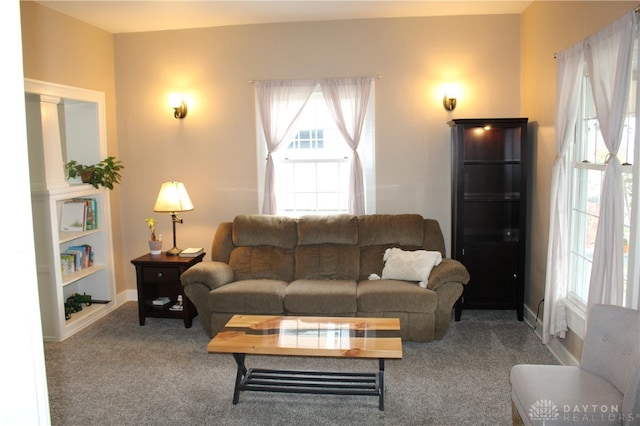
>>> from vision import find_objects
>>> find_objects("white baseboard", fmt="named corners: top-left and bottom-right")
top-left (522, 303), bottom-right (578, 367)
top-left (116, 289), bottom-right (138, 304)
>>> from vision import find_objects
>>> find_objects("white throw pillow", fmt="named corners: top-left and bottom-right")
top-left (381, 248), bottom-right (442, 288)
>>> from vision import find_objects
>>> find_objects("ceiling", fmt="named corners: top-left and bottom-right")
top-left (34, 0), bottom-right (533, 34)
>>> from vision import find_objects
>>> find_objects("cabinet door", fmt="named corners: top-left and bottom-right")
top-left (461, 242), bottom-right (518, 309)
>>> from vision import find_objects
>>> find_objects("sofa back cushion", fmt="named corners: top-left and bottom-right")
top-left (232, 214), bottom-right (298, 248)
top-left (358, 214), bottom-right (424, 247)
top-left (295, 215), bottom-right (359, 280)
top-left (358, 214), bottom-right (425, 281)
top-left (297, 214), bottom-right (358, 245)
top-left (228, 215), bottom-right (297, 281)
top-left (229, 246), bottom-right (295, 281)
top-left (295, 244), bottom-right (359, 280)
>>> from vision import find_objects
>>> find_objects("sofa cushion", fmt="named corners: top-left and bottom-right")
top-left (358, 214), bottom-right (424, 247)
top-left (297, 214), bottom-right (358, 245)
top-left (229, 246), bottom-right (294, 281)
top-left (295, 244), bottom-right (359, 280)
top-left (209, 279), bottom-right (288, 314)
top-left (232, 214), bottom-right (298, 248)
top-left (284, 279), bottom-right (357, 314)
top-left (357, 279), bottom-right (437, 313)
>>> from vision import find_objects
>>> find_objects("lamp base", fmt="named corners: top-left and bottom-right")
top-left (166, 246), bottom-right (182, 256)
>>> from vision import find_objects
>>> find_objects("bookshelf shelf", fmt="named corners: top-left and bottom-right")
top-left (61, 264), bottom-right (106, 287)
top-left (59, 227), bottom-right (101, 244)
top-left (25, 79), bottom-right (117, 341)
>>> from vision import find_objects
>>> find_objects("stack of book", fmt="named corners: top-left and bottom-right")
top-left (152, 296), bottom-right (171, 306)
top-left (179, 247), bottom-right (204, 258)
top-left (60, 244), bottom-right (94, 275)
top-left (59, 198), bottom-right (98, 232)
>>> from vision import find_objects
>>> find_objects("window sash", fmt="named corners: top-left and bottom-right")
top-left (568, 68), bottom-right (638, 308)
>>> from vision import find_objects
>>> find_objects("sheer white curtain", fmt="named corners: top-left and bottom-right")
top-left (543, 43), bottom-right (584, 344)
top-left (585, 10), bottom-right (636, 311)
top-left (320, 77), bottom-right (373, 215)
top-left (255, 80), bottom-right (316, 214)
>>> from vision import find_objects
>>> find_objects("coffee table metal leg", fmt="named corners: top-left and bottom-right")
top-left (379, 359), bottom-right (385, 411)
top-left (232, 353), bottom-right (247, 404)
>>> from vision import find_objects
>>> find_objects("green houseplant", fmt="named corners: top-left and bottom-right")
top-left (65, 156), bottom-right (124, 189)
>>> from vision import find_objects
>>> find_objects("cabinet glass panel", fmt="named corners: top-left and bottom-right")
top-left (463, 201), bottom-right (520, 242)
top-left (463, 163), bottom-right (521, 198)
top-left (463, 127), bottom-right (522, 162)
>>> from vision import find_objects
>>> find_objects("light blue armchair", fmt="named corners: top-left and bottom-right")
top-left (510, 304), bottom-right (640, 425)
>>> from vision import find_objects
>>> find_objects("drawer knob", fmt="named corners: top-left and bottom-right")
top-left (157, 272), bottom-right (163, 278)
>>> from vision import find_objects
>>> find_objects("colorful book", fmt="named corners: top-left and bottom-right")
top-left (60, 253), bottom-right (76, 275)
top-left (59, 201), bottom-right (86, 232)
top-left (66, 244), bottom-right (92, 270)
top-left (73, 198), bottom-right (98, 230)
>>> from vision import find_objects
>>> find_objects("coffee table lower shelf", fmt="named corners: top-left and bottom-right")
top-left (231, 353), bottom-right (387, 410)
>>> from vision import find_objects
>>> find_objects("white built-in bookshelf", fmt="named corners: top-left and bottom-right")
top-left (25, 79), bottom-right (116, 341)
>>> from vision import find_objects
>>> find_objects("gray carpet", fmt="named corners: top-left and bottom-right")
top-left (44, 302), bottom-right (557, 425)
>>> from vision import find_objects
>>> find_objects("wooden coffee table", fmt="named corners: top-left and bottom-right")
top-left (208, 315), bottom-right (403, 410)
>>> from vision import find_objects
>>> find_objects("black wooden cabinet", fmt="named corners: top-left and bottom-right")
top-left (449, 118), bottom-right (528, 321)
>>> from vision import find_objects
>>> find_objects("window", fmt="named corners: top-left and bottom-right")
top-left (568, 42), bottom-right (639, 309)
top-left (256, 83), bottom-right (375, 217)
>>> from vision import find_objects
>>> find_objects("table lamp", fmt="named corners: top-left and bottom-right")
top-left (153, 181), bottom-right (194, 255)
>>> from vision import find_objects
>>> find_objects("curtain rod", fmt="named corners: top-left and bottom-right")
top-left (249, 75), bottom-right (381, 84)
top-left (553, 5), bottom-right (640, 59)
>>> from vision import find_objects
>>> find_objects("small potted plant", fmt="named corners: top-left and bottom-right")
top-left (65, 156), bottom-right (124, 189)
top-left (145, 217), bottom-right (162, 255)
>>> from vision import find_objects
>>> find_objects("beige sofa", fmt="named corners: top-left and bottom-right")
top-left (181, 214), bottom-right (470, 342)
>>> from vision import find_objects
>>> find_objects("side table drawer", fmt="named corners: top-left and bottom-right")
top-left (143, 266), bottom-right (180, 283)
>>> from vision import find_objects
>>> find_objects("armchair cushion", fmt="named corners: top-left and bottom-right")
top-left (510, 304), bottom-right (640, 426)
top-left (510, 364), bottom-right (623, 425)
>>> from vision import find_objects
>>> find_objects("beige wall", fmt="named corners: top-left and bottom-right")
top-left (112, 15), bottom-right (521, 292)
top-left (20, 2), bottom-right (638, 350)
top-left (521, 1), bottom-right (636, 358)
top-left (20, 1), bottom-right (127, 295)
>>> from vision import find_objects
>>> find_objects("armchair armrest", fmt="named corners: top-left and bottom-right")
top-left (181, 261), bottom-right (234, 291)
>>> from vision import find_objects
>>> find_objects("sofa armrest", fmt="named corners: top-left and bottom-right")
top-left (181, 261), bottom-right (234, 291)
top-left (426, 258), bottom-right (470, 291)
top-left (181, 261), bottom-right (234, 337)
top-left (427, 259), bottom-right (470, 339)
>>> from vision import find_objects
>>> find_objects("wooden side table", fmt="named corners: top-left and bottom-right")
top-left (131, 252), bottom-right (205, 328)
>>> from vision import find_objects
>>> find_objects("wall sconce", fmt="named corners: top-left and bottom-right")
top-left (441, 83), bottom-right (461, 112)
top-left (443, 95), bottom-right (457, 111)
top-left (169, 94), bottom-right (188, 119)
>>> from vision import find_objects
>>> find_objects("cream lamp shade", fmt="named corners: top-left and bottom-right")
top-left (154, 181), bottom-right (194, 213)
top-left (153, 181), bottom-right (194, 255)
